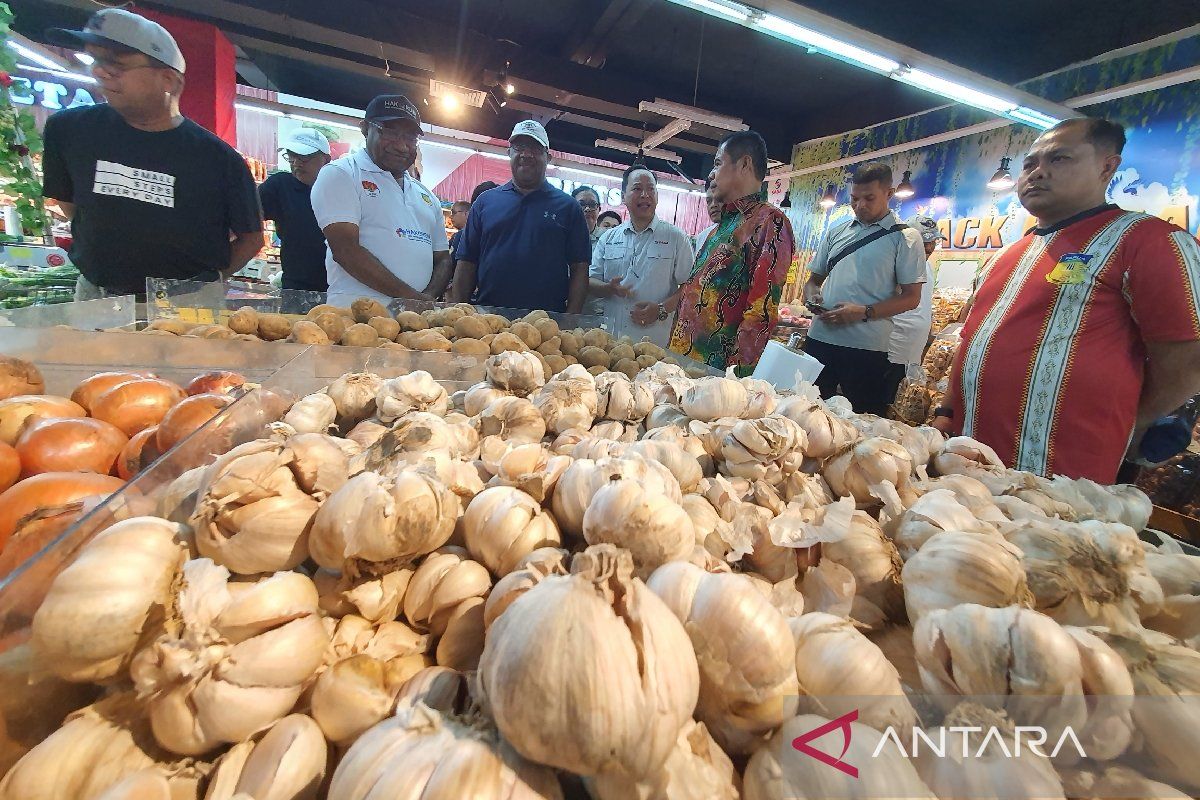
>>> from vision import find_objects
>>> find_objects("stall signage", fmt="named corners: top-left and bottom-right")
top-left (8, 73), bottom-right (98, 111)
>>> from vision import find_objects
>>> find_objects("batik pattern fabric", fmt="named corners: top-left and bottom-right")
top-left (668, 191), bottom-right (794, 375)
top-left (948, 208), bottom-right (1200, 484)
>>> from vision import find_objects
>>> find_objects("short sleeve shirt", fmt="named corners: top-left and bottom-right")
top-left (41, 104), bottom-right (262, 295)
top-left (259, 171), bottom-right (328, 292)
top-left (310, 148), bottom-right (448, 305)
top-left (590, 218), bottom-right (695, 346)
top-left (455, 180), bottom-right (592, 312)
top-left (807, 211), bottom-right (927, 352)
top-left (888, 263), bottom-right (934, 365)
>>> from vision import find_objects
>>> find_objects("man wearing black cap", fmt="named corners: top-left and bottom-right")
top-left (310, 95), bottom-right (452, 306)
top-left (41, 8), bottom-right (263, 300)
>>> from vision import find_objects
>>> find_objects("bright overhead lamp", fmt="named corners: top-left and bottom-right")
top-left (504, 82), bottom-right (516, 95)
top-left (894, 68), bottom-right (1014, 114)
top-left (675, 0), bottom-right (751, 22)
top-left (73, 52), bottom-right (94, 65)
top-left (819, 188), bottom-right (838, 209)
top-left (894, 170), bottom-right (915, 199)
top-left (1009, 107), bottom-right (1060, 129)
top-left (440, 94), bottom-right (460, 112)
top-left (987, 156), bottom-right (1016, 191)
top-left (756, 15), bottom-right (899, 73)
top-left (7, 40), bottom-right (64, 71)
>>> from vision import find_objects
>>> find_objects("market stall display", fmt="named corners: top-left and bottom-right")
top-left (0, 264), bottom-right (78, 309)
top-left (0, 348), bottom-right (1196, 799)
top-left (892, 330), bottom-right (962, 425)
top-left (929, 287), bottom-right (971, 334)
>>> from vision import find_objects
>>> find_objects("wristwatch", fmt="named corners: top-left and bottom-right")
top-left (933, 406), bottom-right (954, 418)
top-left (863, 305), bottom-right (876, 322)
top-left (657, 303), bottom-right (669, 321)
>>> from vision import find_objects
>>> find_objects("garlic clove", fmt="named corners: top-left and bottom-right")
top-left (582, 480), bottom-right (694, 579)
top-left (462, 486), bottom-right (563, 577)
top-left (435, 597), bottom-right (487, 671)
top-left (229, 714), bottom-right (327, 800)
top-left (312, 655), bottom-right (406, 745)
top-left (93, 771), bottom-right (172, 800)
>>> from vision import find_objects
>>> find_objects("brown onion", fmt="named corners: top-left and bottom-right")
top-left (0, 396), bottom-right (86, 446)
top-left (0, 496), bottom-right (103, 579)
top-left (155, 393), bottom-right (234, 452)
top-left (0, 442), bottom-right (17, 493)
top-left (15, 417), bottom-right (129, 478)
top-left (185, 370), bottom-right (246, 396)
top-left (0, 472), bottom-right (126, 551)
top-left (116, 427), bottom-right (158, 480)
top-left (0, 356), bottom-right (44, 400)
top-left (70, 371), bottom-right (154, 413)
top-left (90, 378), bottom-right (186, 436)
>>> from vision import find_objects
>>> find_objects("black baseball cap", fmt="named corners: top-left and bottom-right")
top-left (365, 95), bottom-right (421, 128)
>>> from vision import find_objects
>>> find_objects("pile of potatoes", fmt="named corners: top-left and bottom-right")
top-left (141, 298), bottom-right (706, 379)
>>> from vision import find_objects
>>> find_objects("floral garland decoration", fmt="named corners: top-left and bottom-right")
top-left (0, 3), bottom-right (47, 242)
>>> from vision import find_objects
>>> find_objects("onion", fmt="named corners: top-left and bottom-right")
top-left (90, 378), bottom-right (186, 436)
top-left (70, 371), bottom-right (154, 413)
top-left (0, 442), bottom-right (18, 492)
top-left (155, 393), bottom-right (234, 452)
top-left (0, 396), bottom-right (86, 446)
top-left (0, 356), bottom-right (44, 400)
top-left (0, 472), bottom-right (126, 551)
top-left (117, 427), bottom-right (158, 480)
top-left (15, 417), bottom-right (129, 478)
top-left (185, 370), bottom-right (246, 396)
top-left (0, 496), bottom-right (104, 579)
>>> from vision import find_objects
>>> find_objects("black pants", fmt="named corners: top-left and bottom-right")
top-left (803, 337), bottom-right (893, 416)
top-left (882, 362), bottom-right (907, 413)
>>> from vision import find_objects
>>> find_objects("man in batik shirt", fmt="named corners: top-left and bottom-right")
top-left (669, 131), bottom-right (794, 375)
top-left (935, 118), bottom-right (1200, 484)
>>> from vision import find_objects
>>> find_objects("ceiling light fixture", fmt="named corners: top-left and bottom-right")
top-left (819, 187), bottom-right (838, 209)
top-left (7, 40), bottom-right (64, 71)
top-left (987, 156), bottom-right (1016, 191)
top-left (441, 94), bottom-right (460, 112)
top-left (779, 192), bottom-right (792, 208)
top-left (894, 170), bottom-right (916, 199)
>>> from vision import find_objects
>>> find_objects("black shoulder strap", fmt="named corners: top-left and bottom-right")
top-left (826, 223), bottom-right (908, 274)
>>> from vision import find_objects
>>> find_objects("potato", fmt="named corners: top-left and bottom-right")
top-left (452, 337), bottom-right (491, 356)
top-left (378, 341), bottom-right (410, 351)
top-left (481, 333), bottom-right (496, 346)
top-left (536, 336), bottom-right (561, 356)
top-left (453, 303), bottom-right (478, 314)
top-left (145, 318), bottom-right (189, 335)
top-left (559, 331), bottom-right (581, 357)
top-left (522, 310), bottom-right (549, 325)
top-left (633, 341), bottom-right (664, 358)
top-left (409, 331), bottom-right (453, 352)
top-left (198, 325), bottom-right (236, 340)
top-left (453, 315), bottom-right (491, 340)
top-left (613, 358), bottom-right (641, 379)
top-left (232, 333), bottom-right (261, 342)
top-left (533, 317), bottom-right (560, 342)
top-left (636, 354), bottom-right (658, 369)
top-left (227, 307), bottom-right (259, 335)
top-left (306, 304), bottom-right (342, 319)
top-left (351, 297), bottom-right (390, 323)
top-left (368, 316), bottom-right (401, 341)
top-left (544, 354), bottom-right (568, 376)
top-left (561, 354), bottom-right (578, 366)
top-left (509, 321), bottom-right (542, 349)
top-left (577, 345), bottom-right (610, 369)
top-left (396, 311), bottom-right (429, 332)
top-left (312, 312), bottom-right (349, 342)
top-left (288, 320), bottom-right (331, 345)
top-left (532, 351), bottom-right (552, 382)
top-left (437, 326), bottom-right (457, 340)
top-left (482, 314), bottom-right (511, 333)
top-left (490, 332), bottom-right (529, 354)
top-left (439, 307), bottom-right (466, 325)
top-left (686, 367), bottom-right (708, 379)
top-left (142, 329), bottom-right (176, 336)
top-left (609, 343), bottom-right (636, 363)
top-left (257, 314), bottom-right (293, 341)
top-left (586, 365), bottom-right (607, 376)
top-left (582, 328), bottom-right (610, 349)
top-left (341, 323), bottom-right (381, 347)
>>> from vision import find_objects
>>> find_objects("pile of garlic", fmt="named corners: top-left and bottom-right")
top-left (6, 354), bottom-right (1200, 800)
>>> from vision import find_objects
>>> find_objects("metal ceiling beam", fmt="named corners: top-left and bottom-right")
top-left (563, 0), bottom-right (653, 67)
top-left (643, 117), bottom-right (693, 149)
top-left (228, 34), bottom-right (423, 91)
top-left (502, 99), bottom-right (717, 155)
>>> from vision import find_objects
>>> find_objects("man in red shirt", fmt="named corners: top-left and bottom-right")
top-left (935, 118), bottom-right (1200, 484)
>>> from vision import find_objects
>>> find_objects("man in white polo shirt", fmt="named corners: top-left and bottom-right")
top-left (311, 94), bottom-right (451, 306)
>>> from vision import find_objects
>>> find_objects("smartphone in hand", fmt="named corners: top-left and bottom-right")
top-left (805, 300), bottom-right (828, 315)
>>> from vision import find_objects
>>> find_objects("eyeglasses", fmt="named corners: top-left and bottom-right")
top-left (626, 185), bottom-right (656, 196)
top-left (284, 152), bottom-right (324, 165)
top-left (509, 142), bottom-right (547, 157)
top-left (89, 55), bottom-right (163, 77)
top-left (368, 121), bottom-right (421, 144)
top-left (577, 200), bottom-right (600, 210)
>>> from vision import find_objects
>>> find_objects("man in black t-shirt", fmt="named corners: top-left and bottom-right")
top-left (43, 8), bottom-right (263, 300)
top-left (259, 129), bottom-right (331, 294)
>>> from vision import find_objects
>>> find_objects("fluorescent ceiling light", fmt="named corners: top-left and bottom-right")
top-left (287, 113), bottom-right (360, 131)
top-left (15, 63), bottom-right (97, 84)
top-left (658, 184), bottom-right (704, 195)
top-left (554, 166), bottom-right (613, 182)
top-left (667, 0), bottom-right (751, 22)
top-left (422, 141), bottom-right (476, 155)
top-left (73, 52), bottom-right (94, 65)
top-left (756, 16), bottom-right (899, 73)
top-left (1009, 107), bottom-right (1060, 129)
top-left (8, 40), bottom-right (64, 71)
top-left (896, 68), bottom-right (1015, 114)
top-left (235, 102), bottom-right (285, 117)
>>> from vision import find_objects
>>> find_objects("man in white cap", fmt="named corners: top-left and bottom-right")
top-left (310, 94), bottom-right (452, 306)
top-left (259, 128), bottom-right (331, 295)
top-left (883, 214), bottom-right (944, 406)
top-left (42, 8), bottom-right (263, 299)
top-left (451, 120), bottom-right (591, 312)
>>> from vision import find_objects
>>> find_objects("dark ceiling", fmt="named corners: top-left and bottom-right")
top-left (16, 0), bottom-right (1200, 178)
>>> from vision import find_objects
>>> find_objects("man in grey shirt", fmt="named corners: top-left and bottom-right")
top-left (803, 162), bottom-right (926, 415)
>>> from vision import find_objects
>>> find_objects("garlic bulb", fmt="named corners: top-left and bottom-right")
top-left (483, 547), bottom-right (570, 628)
top-left (902, 530), bottom-right (1029, 622)
top-left (915, 473), bottom-right (1010, 523)
top-left (375, 371), bottom-right (449, 423)
top-left (326, 372), bottom-right (383, 426)
top-left (892, 488), bottom-right (1002, 559)
top-left (570, 435), bottom-right (629, 460)
top-left (621, 441), bottom-right (701, 496)
top-left (285, 432), bottom-right (356, 499)
top-left (582, 479), bottom-right (695, 578)
top-left (594, 371), bottom-right (654, 422)
top-left (325, 614), bottom-right (429, 666)
top-left (931, 435), bottom-right (1005, 477)
top-left (337, 567), bottom-right (413, 624)
top-left (789, 612), bottom-right (918, 732)
top-left (463, 381), bottom-right (511, 417)
top-left (680, 376), bottom-right (748, 421)
top-left (589, 720), bottom-right (738, 800)
top-left (443, 412), bottom-right (482, 460)
top-left (485, 351), bottom-right (546, 396)
top-left (479, 545), bottom-right (699, 781)
top-left (156, 465), bottom-right (207, 523)
top-left (823, 436), bottom-right (914, 505)
top-left (743, 713), bottom-right (936, 800)
top-left (1143, 550), bottom-right (1200, 596)
top-left (739, 376), bottom-right (778, 418)
top-left (463, 486), bottom-right (562, 576)
top-left (327, 702), bottom-right (563, 800)
top-left (736, 503), bottom-right (794, 581)
top-left (402, 549), bottom-right (491, 635)
top-left (1061, 626), bottom-right (1134, 761)
top-left (645, 403), bottom-right (689, 430)
top-left (532, 365), bottom-right (599, 434)
top-left (633, 361), bottom-right (692, 406)
top-left (777, 470), bottom-right (835, 509)
top-left (93, 772), bottom-right (171, 800)
top-left (682, 494), bottom-right (732, 557)
top-left (479, 395), bottom-right (547, 443)
top-left (189, 439), bottom-right (322, 574)
top-left (310, 655), bottom-right (408, 745)
top-left (282, 392), bottom-right (337, 434)
top-left (641, 424), bottom-right (715, 475)
top-left (309, 469), bottom-right (460, 571)
top-left (485, 442), bottom-right (572, 503)
top-left (589, 419), bottom-right (641, 442)
top-left (551, 454), bottom-right (682, 539)
top-left (32, 516), bottom-right (189, 682)
top-left (345, 418), bottom-right (388, 450)
top-left (131, 560), bottom-right (328, 755)
top-left (204, 714), bottom-right (327, 800)
top-left (393, 666), bottom-right (469, 716)
top-left (648, 561), bottom-right (798, 755)
top-left (435, 596), bottom-right (486, 670)
top-left (775, 396), bottom-right (859, 460)
top-left (719, 416), bottom-right (806, 483)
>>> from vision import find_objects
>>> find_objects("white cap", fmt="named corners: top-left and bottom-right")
top-left (509, 120), bottom-right (549, 150)
top-left (280, 128), bottom-right (330, 156)
top-left (907, 215), bottom-right (948, 243)
top-left (48, 9), bottom-right (186, 73)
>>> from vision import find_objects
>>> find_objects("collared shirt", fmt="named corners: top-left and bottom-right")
top-left (694, 222), bottom-right (718, 252)
top-left (888, 263), bottom-right (934, 365)
top-left (455, 180), bottom-right (592, 312)
top-left (310, 148), bottom-right (448, 306)
top-left (590, 217), bottom-right (695, 346)
top-left (259, 171), bottom-right (327, 292)
top-left (668, 190), bottom-right (795, 374)
top-left (949, 206), bottom-right (1200, 483)
top-left (806, 210), bottom-right (927, 353)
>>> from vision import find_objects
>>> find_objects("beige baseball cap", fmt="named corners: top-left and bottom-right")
top-left (509, 119), bottom-right (549, 149)
top-left (48, 8), bottom-right (186, 73)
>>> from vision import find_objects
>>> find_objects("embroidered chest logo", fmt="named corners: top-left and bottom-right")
top-left (396, 227), bottom-right (433, 246)
top-left (543, 211), bottom-right (559, 223)
top-left (362, 180), bottom-right (380, 197)
top-left (1045, 252), bottom-right (1094, 286)
top-left (420, 192), bottom-right (434, 206)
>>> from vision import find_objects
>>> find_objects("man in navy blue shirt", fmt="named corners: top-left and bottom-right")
top-left (259, 129), bottom-right (330, 293)
top-left (451, 121), bottom-right (591, 312)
